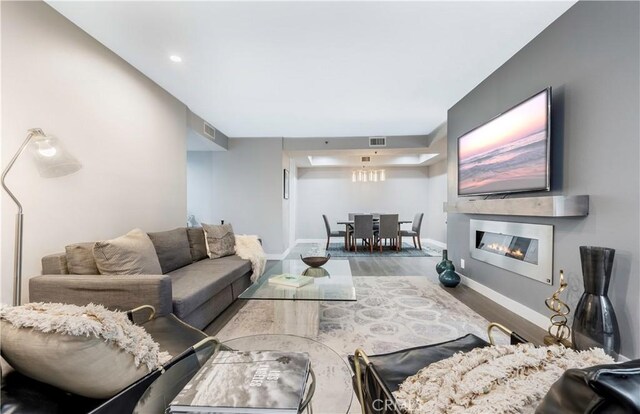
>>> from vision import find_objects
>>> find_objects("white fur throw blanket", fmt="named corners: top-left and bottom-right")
top-left (0, 302), bottom-right (171, 371)
top-left (235, 234), bottom-right (267, 282)
top-left (393, 343), bottom-right (614, 414)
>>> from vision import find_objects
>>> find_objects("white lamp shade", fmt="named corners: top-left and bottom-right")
top-left (30, 135), bottom-right (82, 178)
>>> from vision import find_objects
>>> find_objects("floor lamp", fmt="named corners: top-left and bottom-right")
top-left (1, 128), bottom-right (82, 305)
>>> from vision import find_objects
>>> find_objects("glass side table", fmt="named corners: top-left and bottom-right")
top-left (223, 334), bottom-right (353, 414)
top-left (132, 336), bottom-right (320, 413)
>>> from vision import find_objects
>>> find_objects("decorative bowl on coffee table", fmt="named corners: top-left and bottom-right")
top-left (302, 267), bottom-right (330, 278)
top-left (300, 254), bottom-right (331, 268)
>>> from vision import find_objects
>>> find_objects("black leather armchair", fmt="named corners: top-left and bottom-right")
top-left (2, 306), bottom-right (317, 414)
top-left (348, 323), bottom-right (527, 414)
top-left (349, 323), bottom-right (640, 414)
top-left (1, 306), bottom-right (211, 414)
top-left (536, 359), bottom-right (640, 414)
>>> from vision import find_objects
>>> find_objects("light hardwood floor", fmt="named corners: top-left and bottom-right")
top-left (206, 256), bottom-right (547, 345)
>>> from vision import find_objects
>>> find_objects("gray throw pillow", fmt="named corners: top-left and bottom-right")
top-left (186, 227), bottom-right (208, 262)
top-left (147, 228), bottom-right (192, 274)
top-left (65, 242), bottom-right (98, 275)
top-left (202, 223), bottom-right (235, 259)
top-left (93, 228), bottom-right (162, 275)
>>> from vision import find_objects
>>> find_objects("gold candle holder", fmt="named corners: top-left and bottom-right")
top-left (544, 270), bottom-right (572, 347)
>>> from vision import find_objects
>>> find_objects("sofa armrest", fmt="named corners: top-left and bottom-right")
top-left (28, 274), bottom-right (173, 316)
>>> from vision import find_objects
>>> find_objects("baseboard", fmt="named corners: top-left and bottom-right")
top-left (423, 238), bottom-right (446, 249)
top-left (295, 238), bottom-right (325, 244)
top-left (459, 273), bottom-right (634, 361)
top-left (457, 272), bottom-right (550, 331)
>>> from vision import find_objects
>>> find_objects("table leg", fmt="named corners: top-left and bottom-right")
top-left (344, 224), bottom-right (349, 251)
top-left (273, 300), bottom-right (320, 337)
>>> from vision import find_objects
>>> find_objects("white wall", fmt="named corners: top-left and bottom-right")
top-left (1, 1), bottom-right (187, 304)
top-left (425, 159), bottom-right (447, 244)
top-left (295, 167), bottom-right (433, 240)
top-left (187, 152), bottom-right (215, 225)
top-left (206, 138), bottom-right (286, 254)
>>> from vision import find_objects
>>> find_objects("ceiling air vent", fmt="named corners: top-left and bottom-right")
top-left (203, 122), bottom-right (216, 140)
top-left (361, 156), bottom-right (371, 162)
top-left (369, 137), bottom-right (386, 147)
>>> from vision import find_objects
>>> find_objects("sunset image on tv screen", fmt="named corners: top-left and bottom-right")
top-left (458, 89), bottom-right (549, 196)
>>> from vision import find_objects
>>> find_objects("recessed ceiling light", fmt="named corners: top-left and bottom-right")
top-left (169, 55), bottom-right (182, 63)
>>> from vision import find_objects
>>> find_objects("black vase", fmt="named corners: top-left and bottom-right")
top-left (572, 246), bottom-right (620, 359)
top-left (436, 250), bottom-right (452, 274)
top-left (439, 269), bottom-right (461, 288)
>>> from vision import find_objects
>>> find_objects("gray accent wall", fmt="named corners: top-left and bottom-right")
top-left (447, 1), bottom-right (639, 358)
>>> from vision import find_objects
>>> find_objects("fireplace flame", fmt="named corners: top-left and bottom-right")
top-left (486, 243), bottom-right (524, 258)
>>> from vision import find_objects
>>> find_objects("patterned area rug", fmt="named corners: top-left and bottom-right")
top-left (214, 276), bottom-right (503, 414)
top-left (215, 276), bottom-right (501, 357)
top-left (286, 242), bottom-right (441, 259)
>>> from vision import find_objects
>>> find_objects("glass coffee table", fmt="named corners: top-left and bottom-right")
top-left (239, 259), bottom-right (356, 337)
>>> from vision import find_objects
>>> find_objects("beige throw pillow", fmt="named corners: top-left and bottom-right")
top-left (65, 242), bottom-right (99, 274)
top-left (0, 303), bottom-right (171, 399)
top-left (202, 223), bottom-right (235, 259)
top-left (93, 228), bottom-right (162, 275)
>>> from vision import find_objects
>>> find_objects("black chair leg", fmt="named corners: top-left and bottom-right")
top-left (413, 236), bottom-right (417, 248)
top-left (417, 236), bottom-right (422, 250)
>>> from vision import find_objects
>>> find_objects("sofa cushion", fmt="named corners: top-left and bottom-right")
top-left (147, 228), bottom-right (192, 274)
top-left (186, 227), bottom-right (208, 262)
top-left (65, 242), bottom-right (98, 275)
top-left (93, 229), bottom-right (162, 275)
top-left (169, 256), bottom-right (251, 318)
top-left (42, 252), bottom-right (69, 275)
top-left (202, 223), bottom-right (235, 259)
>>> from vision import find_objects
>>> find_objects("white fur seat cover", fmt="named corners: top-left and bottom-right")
top-left (0, 302), bottom-right (171, 398)
top-left (234, 234), bottom-right (267, 282)
top-left (393, 343), bottom-right (614, 414)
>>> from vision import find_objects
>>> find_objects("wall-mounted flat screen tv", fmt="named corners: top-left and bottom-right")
top-left (458, 88), bottom-right (551, 197)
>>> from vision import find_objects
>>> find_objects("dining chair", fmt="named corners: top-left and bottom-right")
top-left (376, 214), bottom-right (399, 252)
top-left (400, 212), bottom-right (424, 250)
top-left (353, 215), bottom-right (374, 253)
top-left (323, 214), bottom-right (347, 250)
top-left (348, 213), bottom-right (365, 221)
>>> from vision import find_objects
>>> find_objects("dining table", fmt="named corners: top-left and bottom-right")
top-left (336, 218), bottom-right (412, 251)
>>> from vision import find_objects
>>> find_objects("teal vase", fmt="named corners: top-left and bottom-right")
top-left (439, 269), bottom-right (461, 288)
top-left (436, 250), bottom-right (453, 274)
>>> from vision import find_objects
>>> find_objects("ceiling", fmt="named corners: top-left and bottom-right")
top-left (48, 1), bottom-right (575, 138)
top-left (291, 136), bottom-right (447, 168)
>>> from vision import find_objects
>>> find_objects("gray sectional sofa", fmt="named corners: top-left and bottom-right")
top-left (29, 227), bottom-right (253, 329)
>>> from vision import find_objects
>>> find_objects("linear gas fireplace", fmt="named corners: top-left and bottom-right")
top-left (470, 219), bottom-right (554, 285)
